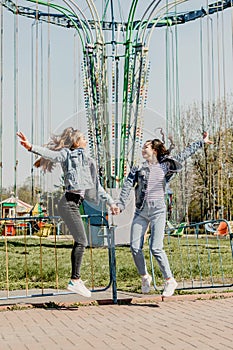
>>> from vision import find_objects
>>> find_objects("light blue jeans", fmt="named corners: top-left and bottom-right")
top-left (130, 200), bottom-right (172, 279)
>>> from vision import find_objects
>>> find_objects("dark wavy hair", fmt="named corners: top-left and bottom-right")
top-left (144, 138), bottom-right (170, 162)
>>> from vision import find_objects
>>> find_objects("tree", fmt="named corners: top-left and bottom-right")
top-left (169, 96), bottom-right (233, 223)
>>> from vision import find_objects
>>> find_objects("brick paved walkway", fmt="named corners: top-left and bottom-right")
top-left (0, 293), bottom-right (233, 349)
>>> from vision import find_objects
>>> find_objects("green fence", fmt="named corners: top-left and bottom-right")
top-left (0, 217), bottom-right (232, 304)
top-left (150, 219), bottom-right (233, 292)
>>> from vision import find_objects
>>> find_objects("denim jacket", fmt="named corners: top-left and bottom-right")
top-left (31, 145), bottom-right (115, 206)
top-left (117, 140), bottom-right (204, 211)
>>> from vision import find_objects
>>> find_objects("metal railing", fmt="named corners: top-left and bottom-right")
top-left (150, 219), bottom-right (233, 292)
top-left (0, 215), bottom-right (117, 303)
top-left (0, 216), bottom-right (232, 303)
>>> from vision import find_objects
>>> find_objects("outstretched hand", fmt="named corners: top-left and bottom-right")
top-left (203, 131), bottom-right (213, 145)
top-left (16, 131), bottom-right (32, 151)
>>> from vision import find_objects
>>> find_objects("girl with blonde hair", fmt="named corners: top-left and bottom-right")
top-left (17, 128), bottom-right (119, 298)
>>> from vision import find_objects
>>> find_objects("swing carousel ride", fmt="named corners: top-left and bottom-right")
top-left (0, 0), bottom-right (233, 224)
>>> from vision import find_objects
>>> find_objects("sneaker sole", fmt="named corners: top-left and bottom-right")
top-left (67, 285), bottom-right (91, 298)
top-left (142, 289), bottom-right (150, 294)
top-left (162, 282), bottom-right (178, 297)
top-left (142, 276), bottom-right (152, 294)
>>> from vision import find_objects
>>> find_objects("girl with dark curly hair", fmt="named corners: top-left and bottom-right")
top-left (117, 133), bottom-right (213, 298)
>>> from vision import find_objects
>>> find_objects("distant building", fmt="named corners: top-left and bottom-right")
top-left (0, 194), bottom-right (32, 218)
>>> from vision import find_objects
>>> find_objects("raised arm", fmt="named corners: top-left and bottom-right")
top-left (174, 132), bottom-right (213, 163)
top-left (16, 131), bottom-right (32, 151)
top-left (17, 131), bottom-right (67, 163)
top-left (203, 131), bottom-right (213, 145)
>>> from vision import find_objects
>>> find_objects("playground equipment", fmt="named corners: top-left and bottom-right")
top-left (0, 1), bottom-right (233, 303)
top-left (0, 0), bottom-right (232, 232)
top-left (205, 220), bottom-right (233, 236)
top-left (166, 221), bottom-right (186, 236)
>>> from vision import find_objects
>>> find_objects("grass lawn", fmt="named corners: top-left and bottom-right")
top-left (0, 235), bottom-right (232, 294)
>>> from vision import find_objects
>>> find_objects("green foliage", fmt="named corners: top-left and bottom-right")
top-left (17, 183), bottom-right (33, 204)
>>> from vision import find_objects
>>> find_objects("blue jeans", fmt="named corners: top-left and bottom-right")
top-left (130, 200), bottom-right (172, 279)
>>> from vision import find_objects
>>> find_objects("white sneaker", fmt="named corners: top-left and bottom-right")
top-left (67, 279), bottom-right (91, 298)
top-left (141, 274), bottom-right (152, 293)
top-left (162, 277), bottom-right (178, 297)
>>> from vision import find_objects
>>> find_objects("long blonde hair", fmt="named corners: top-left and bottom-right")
top-left (34, 127), bottom-right (83, 172)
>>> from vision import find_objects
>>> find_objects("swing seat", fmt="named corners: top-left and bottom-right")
top-left (205, 223), bottom-right (218, 233)
top-left (214, 221), bottom-right (228, 236)
top-left (34, 223), bottom-right (53, 237)
top-left (166, 222), bottom-right (186, 236)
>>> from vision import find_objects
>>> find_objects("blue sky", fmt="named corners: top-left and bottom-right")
top-left (1, 0), bottom-right (233, 190)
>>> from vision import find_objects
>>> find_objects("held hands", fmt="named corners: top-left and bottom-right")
top-left (203, 131), bottom-right (213, 145)
top-left (16, 131), bottom-right (32, 151)
top-left (110, 204), bottom-right (120, 215)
